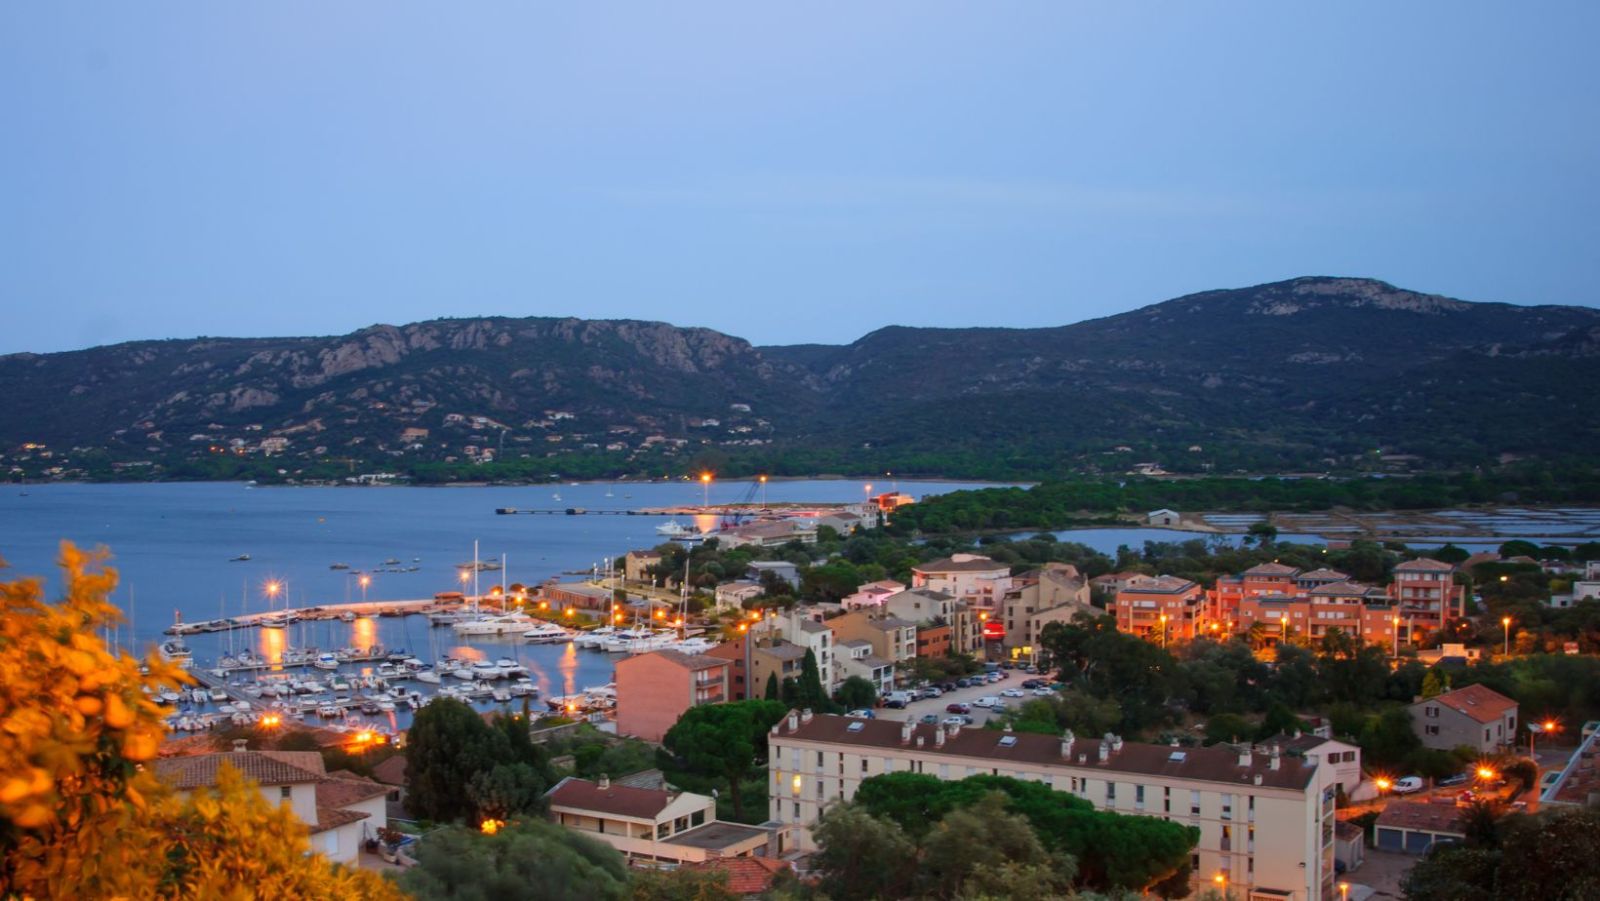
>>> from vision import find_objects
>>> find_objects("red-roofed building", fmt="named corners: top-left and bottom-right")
top-left (545, 776), bottom-right (774, 864)
top-left (685, 857), bottom-right (792, 898)
top-left (1113, 575), bottom-right (1203, 641)
top-left (1409, 684), bottom-right (1519, 753)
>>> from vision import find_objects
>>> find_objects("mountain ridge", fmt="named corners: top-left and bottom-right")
top-left (4, 277), bottom-right (1597, 481)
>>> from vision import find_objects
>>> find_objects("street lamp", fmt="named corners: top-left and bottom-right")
top-left (1502, 615), bottom-right (1512, 657)
top-left (1159, 613), bottom-right (1168, 648)
top-left (1392, 614), bottom-right (1401, 657)
top-left (1374, 776), bottom-right (1392, 794)
top-left (700, 472), bottom-right (712, 508)
top-left (1339, 881), bottom-right (1350, 901)
top-left (358, 574), bottom-right (370, 604)
top-left (1280, 613), bottom-right (1290, 645)
top-left (1530, 719), bottom-right (1558, 759)
top-left (759, 473), bottom-right (768, 508)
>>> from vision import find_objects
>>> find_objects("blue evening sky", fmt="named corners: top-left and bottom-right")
top-left (2, 3), bottom-right (1596, 354)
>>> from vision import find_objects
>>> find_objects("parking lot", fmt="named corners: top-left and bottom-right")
top-left (870, 667), bottom-right (1054, 728)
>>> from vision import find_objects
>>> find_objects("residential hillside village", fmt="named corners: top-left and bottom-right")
top-left (15, 494), bottom-right (1600, 900)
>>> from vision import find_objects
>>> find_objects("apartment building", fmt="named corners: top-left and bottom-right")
top-left (885, 588), bottom-right (983, 657)
top-left (768, 712), bottom-right (1335, 900)
top-left (615, 650), bottom-right (731, 742)
top-left (911, 554), bottom-right (1012, 614)
top-left (546, 776), bottom-right (771, 864)
top-left (1000, 563), bottom-right (1094, 662)
top-left (826, 611), bottom-right (917, 672)
top-left (1114, 575), bottom-right (1205, 642)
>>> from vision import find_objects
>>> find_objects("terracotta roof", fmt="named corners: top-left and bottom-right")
top-left (1309, 580), bottom-right (1373, 597)
top-left (1335, 821), bottom-right (1364, 841)
top-left (686, 857), bottom-right (791, 895)
top-left (1375, 799), bottom-right (1464, 835)
top-left (1394, 558), bottom-right (1454, 573)
top-left (1420, 684), bottom-right (1518, 724)
top-left (772, 714), bottom-right (1317, 791)
top-left (1244, 563), bottom-right (1300, 577)
top-left (637, 649), bottom-right (729, 671)
top-left (1090, 571), bottom-right (1145, 586)
top-left (546, 777), bottom-right (675, 820)
top-left (153, 751), bottom-right (326, 790)
top-left (914, 556), bottom-right (1007, 574)
top-left (325, 769), bottom-right (370, 782)
top-left (309, 806), bottom-right (371, 834)
top-left (754, 642), bottom-right (808, 662)
top-left (1297, 568), bottom-right (1349, 582)
top-left (1121, 575), bottom-right (1199, 594)
top-left (316, 778), bottom-right (391, 809)
top-left (371, 755), bottom-right (408, 787)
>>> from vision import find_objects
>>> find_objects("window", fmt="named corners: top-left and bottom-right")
top-left (1221, 793), bottom-right (1233, 820)
top-left (792, 802), bottom-right (800, 820)
top-left (1247, 795), bottom-right (1255, 821)
top-left (1164, 786), bottom-right (1172, 814)
top-left (1248, 824), bottom-right (1256, 853)
top-left (691, 810), bottom-right (706, 827)
top-left (861, 758), bottom-right (869, 773)
top-left (280, 786), bottom-right (292, 801)
top-left (1135, 785), bottom-right (1145, 811)
top-left (1190, 790), bottom-right (1201, 817)
top-left (1221, 825), bottom-right (1232, 852)
top-left (817, 751), bottom-right (824, 768)
top-left (1426, 725), bottom-right (1439, 736)
top-left (1105, 782), bottom-right (1116, 805)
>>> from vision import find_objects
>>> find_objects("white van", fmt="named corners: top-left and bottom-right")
top-left (973, 695), bottom-right (1003, 709)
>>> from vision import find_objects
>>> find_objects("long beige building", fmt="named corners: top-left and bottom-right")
top-left (768, 711), bottom-right (1337, 900)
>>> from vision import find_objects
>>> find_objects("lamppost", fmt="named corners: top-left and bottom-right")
top-left (759, 474), bottom-right (768, 509)
top-left (1392, 614), bottom-right (1401, 658)
top-left (1502, 615), bottom-right (1512, 657)
top-left (1339, 881), bottom-right (1350, 901)
top-left (1158, 613), bottom-right (1168, 649)
top-left (1374, 776), bottom-right (1392, 796)
top-left (1530, 719), bottom-right (1558, 760)
top-left (700, 472), bottom-right (712, 508)
top-left (358, 574), bottom-right (370, 605)
top-left (1280, 613), bottom-right (1290, 646)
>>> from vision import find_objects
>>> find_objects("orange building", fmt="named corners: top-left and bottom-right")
top-left (1203, 558), bottom-right (1457, 648)
top-left (1113, 575), bottom-right (1204, 642)
top-left (615, 650), bottom-right (730, 742)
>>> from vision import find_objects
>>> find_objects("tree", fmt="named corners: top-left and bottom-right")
top-left (834, 674), bottom-right (877, 711)
top-left (661, 700), bottom-right (786, 820)
top-left (810, 803), bottom-right (918, 901)
top-left (921, 792), bottom-right (1073, 900)
top-left (1422, 668), bottom-right (1450, 698)
top-left (399, 819), bottom-right (630, 900)
top-left (1360, 706), bottom-right (1422, 769)
top-left (630, 866), bottom-right (737, 901)
top-left (407, 697), bottom-right (543, 823)
top-left (0, 542), bottom-right (401, 899)
top-left (764, 671), bottom-right (780, 701)
top-left (466, 763), bottom-right (549, 821)
top-left (796, 648), bottom-right (833, 711)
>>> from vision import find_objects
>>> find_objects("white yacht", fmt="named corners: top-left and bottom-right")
top-left (453, 613), bottom-right (536, 636)
top-left (522, 621), bottom-right (575, 644)
top-left (312, 653), bottom-right (340, 671)
top-left (492, 658), bottom-right (527, 678)
top-left (655, 519), bottom-right (696, 538)
top-left (575, 626), bottom-right (619, 649)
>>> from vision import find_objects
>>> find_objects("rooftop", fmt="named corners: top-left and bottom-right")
top-left (309, 806), bottom-right (371, 834)
top-left (664, 820), bottom-right (770, 850)
top-left (772, 714), bottom-right (1316, 791)
top-left (914, 555), bottom-right (1007, 574)
top-left (1394, 558), bottom-right (1455, 573)
top-left (1244, 563), bottom-right (1300, 577)
top-left (153, 750), bottom-right (326, 789)
top-left (546, 776), bottom-right (680, 821)
top-left (685, 857), bottom-right (791, 895)
top-left (1417, 684), bottom-right (1519, 724)
top-left (371, 755), bottom-right (408, 787)
top-left (1375, 799), bottom-right (1465, 835)
top-left (1298, 568), bottom-right (1350, 582)
top-left (1121, 575), bottom-right (1199, 594)
top-left (315, 777), bottom-right (391, 809)
top-left (638, 649), bottom-right (729, 672)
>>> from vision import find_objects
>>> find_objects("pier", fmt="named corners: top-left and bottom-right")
top-left (165, 596), bottom-right (489, 636)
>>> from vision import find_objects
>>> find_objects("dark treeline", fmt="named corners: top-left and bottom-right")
top-left (888, 465), bottom-right (1600, 535)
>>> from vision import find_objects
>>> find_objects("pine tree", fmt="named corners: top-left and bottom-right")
top-left (764, 671), bottom-right (780, 701)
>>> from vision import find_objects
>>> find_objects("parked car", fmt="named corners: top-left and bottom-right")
top-left (942, 716), bottom-right (969, 727)
top-left (946, 702), bottom-right (971, 714)
top-left (987, 672), bottom-right (1004, 683)
top-left (920, 713), bottom-right (940, 725)
top-left (1032, 688), bottom-right (1055, 696)
top-left (846, 709), bottom-right (875, 719)
top-left (1392, 776), bottom-right (1425, 794)
top-left (956, 677), bottom-right (976, 688)
top-left (884, 697), bottom-right (908, 709)
top-left (1001, 688), bottom-right (1025, 698)
top-left (1438, 772), bottom-right (1470, 787)
top-left (973, 696), bottom-right (1003, 708)
top-left (920, 686), bottom-right (943, 699)
top-left (1021, 679), bottom-right (1043, 689)
top-left (939, 681), bottom-right (958, 692)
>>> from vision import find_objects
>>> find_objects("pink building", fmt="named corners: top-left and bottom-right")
top-left (615, 650), bottom-right (731, 742)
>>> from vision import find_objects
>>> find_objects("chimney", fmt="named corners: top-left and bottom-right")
top-left (947, 722), bottom-right (962, 739)
top-left (935, 727), bottom-right (946, 747)
top-left (915, 735), bottom-right (925, 748)
top-left (598, 774), bottom-right (610, 790)
top-left (1269, 745), bottom-right (1281, 771)
top-left (787, 711), bottom-right (799, 732)
top-left (1098, 740), bottom-right (1110, 762)
top-left (800, 708), bottom-right (814, 724)
top-left (1254, 773), bottom-right (1264, 786)
top-left (1060, 730), bottom-right (1075, 759)
top-left (901, 720), bottom-right (913, 744)
top-left (1238, 745), bottom-right (1252, 767)
top-left (232, 739), bottom-right (248, 754)
top-left (1076, 752), bottom-right (1087, 764)
top-left (1110, 735), bottom-right (1123, 753)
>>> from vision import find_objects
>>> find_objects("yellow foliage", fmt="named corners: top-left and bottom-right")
top-left (0, 541), bottom-right (407, 899)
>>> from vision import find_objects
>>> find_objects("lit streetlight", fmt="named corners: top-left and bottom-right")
top-left (1339, 882), bottom-right (1350, 901)
top-left (1280, 613), bottom-right (1290, 645)
top-left (1374, 776), bottom-right (1392, 794)
top-left (758, 473), bottom-right (768, 508)
top-left (1502, 615), bottom-right (1512, 657)
top-left (1530, 719), bottom-right (1558, 759)
top-left (1392, 614), bottom-right (1401, 657)
top-left (1158, 613), bottom-right (1168, 649)
top-left (358, 574), bottom-right (371, 604)
top-left (700, 472), bottom-right (712, 508)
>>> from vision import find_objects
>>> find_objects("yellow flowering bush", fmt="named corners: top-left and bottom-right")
top-left (0, 542), bottom-right (405, 899)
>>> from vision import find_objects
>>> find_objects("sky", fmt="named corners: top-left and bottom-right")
top-left (2, 3), bottom-right (1597, 354)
